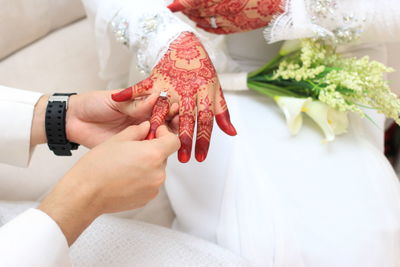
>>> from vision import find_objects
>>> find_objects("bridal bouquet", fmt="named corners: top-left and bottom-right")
top-left (246, 39), bottom-right (400, 141)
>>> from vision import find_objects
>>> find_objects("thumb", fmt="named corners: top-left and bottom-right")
top-left (112, 121), bottom-right (150, 142)
top-left (167, 0), bottom-right (186, 12)
top-left (151, 125), bottom-right (181, 156)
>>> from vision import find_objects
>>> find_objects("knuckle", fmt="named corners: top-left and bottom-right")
top-left (149, 188), bottom-right (160, 200)
top-left (146, 148), bottom-right (162, 162)
top-left (172, 136), bottom-right (181, 149)
top-left (149, 149), bottom-right (165, 162)
top-left (152, 171), bottom-right (166, 187)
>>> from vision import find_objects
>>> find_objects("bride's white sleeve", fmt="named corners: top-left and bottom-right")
top-left (81, 0), bottom-right (194, 84)
top-left (266, 0), bottom-right (400, 44)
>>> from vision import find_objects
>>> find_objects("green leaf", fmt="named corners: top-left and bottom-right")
top-left (248, 81), bottom-right (304, 98)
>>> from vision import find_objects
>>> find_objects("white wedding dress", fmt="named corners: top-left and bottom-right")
top-left (80, 0), bottom-right (400, 266)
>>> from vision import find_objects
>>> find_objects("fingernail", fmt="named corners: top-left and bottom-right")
top-left (168, 1), bottom-right (185, 12)
top-left (216, 111), bottom-right (237, 136)
top-left (195, 139), bottom-right (210, 162)
top-left (195, 148), bottom-right (208, 162)
top-left (228, 124), bottom-right (237, 136)
top-left (178, 148), bottom-right (191, 163)
top-left (111, 88), bottom-right (132, 102)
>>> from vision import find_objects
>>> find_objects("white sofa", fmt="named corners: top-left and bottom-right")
top-left (1, 0), bottom-right (400, 226)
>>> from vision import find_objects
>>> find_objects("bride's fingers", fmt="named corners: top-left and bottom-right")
top-left (147, 101), bottom-right (179, 140)
top-left (195, 95), bottom-right (214, 162)
top-left (145, 96), bottom-right (170, 140)
top-left (178, 98), bottom-right (196, 163)
top-left (111, 77), bottom-right (154, 102)
top-left (168, 0), bottom-right (186, 12)
top-left (214, 86), bottom-right (237, 136)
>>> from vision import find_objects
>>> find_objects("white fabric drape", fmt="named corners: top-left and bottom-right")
top-left (266, 0), bottom-right (400, 44)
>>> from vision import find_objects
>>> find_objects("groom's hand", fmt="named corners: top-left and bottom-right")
top-left (111, 32), bottom-right (237, 163)
top-left (39, 122), bottom-right (180, 245)
top-left (168, 0), bottom-right (283, 34)
top-left (65, 91), bottom-right (179, 148)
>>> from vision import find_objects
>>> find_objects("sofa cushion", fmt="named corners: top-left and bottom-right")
top-left (0, 0), bottom-right (85, 60)
top-left (0, 19), bottom-right (105, 201)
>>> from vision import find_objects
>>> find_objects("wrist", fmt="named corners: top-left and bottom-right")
top-left (39, 174), bottom-right (100, 245)
top-left (31, 95), bottom-right (49, 146)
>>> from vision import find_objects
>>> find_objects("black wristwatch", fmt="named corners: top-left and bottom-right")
top-left (45, 93), bottom-right (80, 156)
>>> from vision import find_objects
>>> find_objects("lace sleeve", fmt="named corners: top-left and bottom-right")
top-left (265, 0), bottom-right (400, 45)
top-left (82, 0), bottom-right (194, 83)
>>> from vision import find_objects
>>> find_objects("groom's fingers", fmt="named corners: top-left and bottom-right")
top-left (111, 77), bottom-right (154, 102)
top-left (117, 93), bottom-right (158, 120)
top-left (151, 125), bottom-right (181, 157)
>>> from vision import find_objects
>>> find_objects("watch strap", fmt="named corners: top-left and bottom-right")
top-left (45, 93), bottom-right (79, 156)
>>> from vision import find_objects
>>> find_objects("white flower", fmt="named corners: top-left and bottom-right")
top-left (275, 96), bottom-right (312, 135)
top-left (304, 101), bottom-right (348, 142)
top-left (275, 97), bottom-right (349, 141)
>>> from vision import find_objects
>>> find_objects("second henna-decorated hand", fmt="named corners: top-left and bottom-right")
top-left (168, 0), bottom-right (283, 34)
top-left (112, 32), bottom-right (236, 163)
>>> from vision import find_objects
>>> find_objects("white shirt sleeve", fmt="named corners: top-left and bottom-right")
top-left (0, 86), bottom-right (43, 167)
top-left (0, 208), bottom-right (70, 267)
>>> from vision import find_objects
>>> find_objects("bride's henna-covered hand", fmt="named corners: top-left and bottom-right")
top-left (111, 32), bottom-right (237, 163)
top-left (146, 94), bottom-right (170, 140)
top-left (168, 0), bottom-right (283, 34)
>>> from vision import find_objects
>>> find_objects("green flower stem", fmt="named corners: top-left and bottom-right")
top-left (248, 55), bottom-right (283, 78)
top-left (248, 81), bottom-right (301, 98)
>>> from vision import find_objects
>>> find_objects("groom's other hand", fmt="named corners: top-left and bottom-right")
top-left (168, 0), bottom-right (283, 34)
top-left (39, 122), bottom-right (180, 245)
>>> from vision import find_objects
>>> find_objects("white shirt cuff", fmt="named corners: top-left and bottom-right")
top-left (0, 208), bottom-right (70, 267)
top-left (0, 86), bottom-right (43, 167)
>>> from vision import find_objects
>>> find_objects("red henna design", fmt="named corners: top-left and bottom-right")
top-left (112, 88), bottom-right (132, 102)
top-left (195, 110), bottom-right (214, 162)
top-left (172, 0), bottom-right (283, 34)
top-left (168, 1), bottom-right (186, 12)
top-left (215, 0), bottom-right (248, 15)
top-left (218, 87), bottom-right (228, 111)
top-left (112, 31), bottom-right (236, 162)
top-left (215, 87), bottom-right (236, 136)
top-left (178, 114), bottom-right (195, 163)
top-left (146, 96), bottom-right (170, 140)
top-left (112, 78), bottom-right (154, 102)
top-left (216, 110), bottom-right (237, 136)
top-left (195, 96), bottom-right (214, 161)
top-left (154, 32), bottom-right (220, 162)
top-left (257, 0), bottom-right (282, 16)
